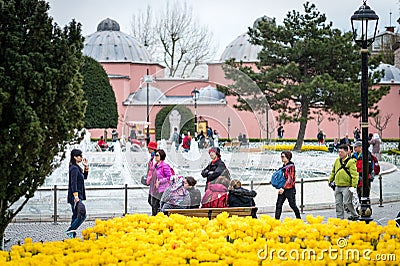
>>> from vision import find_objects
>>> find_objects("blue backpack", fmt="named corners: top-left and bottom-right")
top-left (271, 167), bottom-right (287, 189)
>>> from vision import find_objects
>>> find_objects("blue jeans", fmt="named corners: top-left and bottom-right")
top-left (67, 202), bottom-right (86, 236)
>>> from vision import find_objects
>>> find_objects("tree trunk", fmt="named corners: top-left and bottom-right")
top-left (0, 219), bottom-right (8, 250)
top-left (294, 104), bottom-right (309, 151)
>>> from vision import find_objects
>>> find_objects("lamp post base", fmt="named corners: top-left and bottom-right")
top-left (358, 197), bottom-right (373, 223)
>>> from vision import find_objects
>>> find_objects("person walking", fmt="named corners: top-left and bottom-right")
top-left (171, 127), bottom-right (180, 151)
top-left (277, 124), bottom-right (284, 139)
top-left (184, 176), bottom-right (202, 208)
top-left (66, 149), bottom-right (89, 238)
top-left (340, 133), bottom-right (350, 145)
top-left (182, 132), bottom-right (191, 152)
top-left (213, 130), bottom-right (219, 148)
top-left (317, 130), bottom-right (325, 145)
top-left (148, 149), bottom-right (172, 215)
top-left (353, 127), bottom-right (361, 141)
top-left (145, 141), bottom-right (158, 216)
top-left (352, 141), bottom-right (374, 201)
top-left (369, 133), bottom-right (382, 160)
top-left (274, 151), bottom-right (301, 220)
top-left (328, 145), bottom-right (359, 220)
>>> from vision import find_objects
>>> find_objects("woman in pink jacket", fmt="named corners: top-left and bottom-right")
top-left (148, 149), bottom-right (172, 215)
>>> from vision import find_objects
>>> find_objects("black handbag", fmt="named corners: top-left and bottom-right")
top-left (141, 175), bottom-right (149, 186)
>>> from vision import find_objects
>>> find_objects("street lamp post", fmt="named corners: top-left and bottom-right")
top-left (351, 0), bottom-right (379, 222)
top-left (144, 69), bottom-right (154, 146)
top-left (227, 117), bottom-right (231, 141)
top-left (191, 88), bottom-right (200, 135)
top-left (398, 117), bottom-right (400, 150)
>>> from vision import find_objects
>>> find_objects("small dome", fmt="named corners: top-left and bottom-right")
top-left (253, 16), bottom-right (273, 29)
top-left (220, 16), bottom-right (272, 63)
top-left (83, 18), bottom-right (152, 63)
top-left (97, 18), bottom-right (120, 31)
top-left (374, 63), bottom-right (400, 84)
top-left (132, 86), bottom-right (166, 103)
top-left (219, 34), bottom-right (262, 63)
top-left (198, 85), bottom-right (225, 101)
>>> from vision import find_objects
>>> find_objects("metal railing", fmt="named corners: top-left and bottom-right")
top-left (35, 173), bottom-right (393, 224)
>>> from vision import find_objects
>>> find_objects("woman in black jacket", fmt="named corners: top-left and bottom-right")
top-left (66, 149), bottom-right (89, 238)
top-left (201, 147), bottom-right (229, 189)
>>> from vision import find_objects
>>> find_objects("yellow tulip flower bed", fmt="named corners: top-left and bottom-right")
top-left (0, 213), bottom-right (399, 265)
top-left (262, 144), bottom-right (329, 152)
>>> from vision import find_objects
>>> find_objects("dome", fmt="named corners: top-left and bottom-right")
top-left (374, 63), bottom-right (400, 84)
top-left (83, 18), bottom-right (152, 63)
top-left (219, 16), bottom-right (272, 63)
top-left (198, 85), bottom-right (225, 101)
top-left (97, 18), bottom-right (120, 31)
top-left (219, 34), bottom-right (262, 63)
top-left (132, 86), bottom-right (166, 103)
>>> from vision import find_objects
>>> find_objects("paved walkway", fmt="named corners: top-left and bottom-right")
top-left (4, 201), bottom-right (399, 251)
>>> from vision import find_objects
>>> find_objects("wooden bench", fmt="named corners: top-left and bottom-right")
top-left (164, 207), bottom-right (257, 220)
top-left (223, 141), bottom-right (241, 151)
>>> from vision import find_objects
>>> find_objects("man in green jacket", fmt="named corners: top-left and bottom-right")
top-left (328, 145), bottom-right (359, 220)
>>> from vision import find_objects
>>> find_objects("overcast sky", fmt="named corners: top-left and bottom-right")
top-left (47, 0), bottom-right (397, 59)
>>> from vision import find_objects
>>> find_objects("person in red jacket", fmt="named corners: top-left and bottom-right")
top-left (96, 136), bottom-right (108, 151)
top-left (274, 151), bottom-right (301, 220)
top-left (182, 132), bottom-right (191, 152)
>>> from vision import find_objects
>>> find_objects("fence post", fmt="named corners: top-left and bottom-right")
top-left (53, 185), bottom-right (58, 224)
top-left (378, 174), bottom-right (383, 207)
top-left (300, 178), bottom-right (304, 214)
top-left (124, 184), bottom-right (128, 215)
top-left (250, 180), bottom-right (253, 191)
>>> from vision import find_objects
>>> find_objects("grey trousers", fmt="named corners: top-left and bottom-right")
top-left (334, 186), bottom-right (358, 219)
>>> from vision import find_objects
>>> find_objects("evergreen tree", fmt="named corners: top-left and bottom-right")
top-left (221, 2), bottom-right (389, 150)
top-left (81, 56), bottom-right (118, 129)
top-left (0, 0), bottom-right (85, 245)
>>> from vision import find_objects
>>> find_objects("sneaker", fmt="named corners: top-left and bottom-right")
top-left (344, 207), bottom-right (350, 213)
top-left (65, 230), bottom-right (76, 239)
top-left (347, 216), bottom-right (359, 221)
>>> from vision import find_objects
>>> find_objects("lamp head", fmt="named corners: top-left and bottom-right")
top-left (191, 88), bottom-right (200, 101)
top-left (351, 0), bottom-right (379, 47)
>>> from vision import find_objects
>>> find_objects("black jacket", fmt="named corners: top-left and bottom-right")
top-left (201, 158), bottom-right (228, 183)
top-left (228, 187), bottom-right (256, 207)
top-left (67, 164), bottom-right (88, 204)
top-left (186, 187), bottom-right (201, 208)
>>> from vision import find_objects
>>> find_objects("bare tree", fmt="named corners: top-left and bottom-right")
top-left (313, 110), bottom-right (324, 132)
top-left (130, 6), bottom-right (158, 56)
top-left (130, 1), bottom-right (216, 77)
top-left (370, 113), bottom-right (393, 138)
top-left (328, 114), bottom-right (344, 139)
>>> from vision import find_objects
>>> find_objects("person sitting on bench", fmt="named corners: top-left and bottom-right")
top-left (160, 175), bottom-right (191, 212)
top-left (228, 179), bottom-right (257, 218)
top-left (96, 136), bottom-right (108, 151)
top-left (201, 175), bottom-right (229, 208)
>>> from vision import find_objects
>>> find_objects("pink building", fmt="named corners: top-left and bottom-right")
top-left (83, 18), bottom-right (400, 141)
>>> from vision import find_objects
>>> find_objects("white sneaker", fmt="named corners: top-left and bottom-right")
top-left (65, 230), bottom-right (76, 239)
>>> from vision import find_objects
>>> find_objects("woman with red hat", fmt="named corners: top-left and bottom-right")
top-left (201, 147), bottom-right (229, 190)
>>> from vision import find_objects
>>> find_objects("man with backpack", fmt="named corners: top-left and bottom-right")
top-left (328, 145), bottom-right (359, 220)
top-left (352, 141), bottom-right (375, 201)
